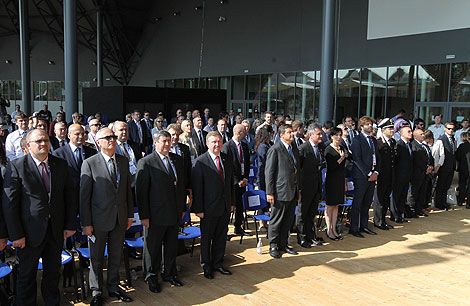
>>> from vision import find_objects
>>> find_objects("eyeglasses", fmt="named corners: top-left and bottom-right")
top-left (98, 135), bottom-right (117, 141)
top-left (90, 124), bottom-right (100, 127)
top-left (156, 120), bottom-right (163, 123)
top-left (30, 139), bottom-right (50, 144)
top-left (446, 127), bottom-right (455, 130)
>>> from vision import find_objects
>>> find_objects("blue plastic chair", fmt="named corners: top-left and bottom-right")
top-left (178, 205), bottom-right (201, 257)
top-left (242, 189), bottom-right (269, 243)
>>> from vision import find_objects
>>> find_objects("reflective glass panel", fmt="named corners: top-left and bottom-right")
top-left (451, 62), bottom-right (470, 102)
top-left (416, 64), bottom-right (450, 102)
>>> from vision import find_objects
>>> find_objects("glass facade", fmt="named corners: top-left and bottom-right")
top-left (148, 61), bottom-right (470, 123)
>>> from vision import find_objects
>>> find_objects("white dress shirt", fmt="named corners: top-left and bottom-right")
top-left (5, 129), bottom-right (27, 161)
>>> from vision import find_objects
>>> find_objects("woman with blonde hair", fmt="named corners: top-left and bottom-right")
top-left (179, 119), bottom-right (198, 163)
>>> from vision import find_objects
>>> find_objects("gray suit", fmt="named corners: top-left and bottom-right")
top-left (80, 153), bottom-right (134, 296)
top-left (265, 141), bottom-right (301, 249)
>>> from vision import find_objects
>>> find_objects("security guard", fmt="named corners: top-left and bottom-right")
top-left (373, 118), bottom-right (396, 230)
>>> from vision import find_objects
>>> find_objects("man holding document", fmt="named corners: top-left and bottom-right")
top-left (80, 127), bottom-right (134, 306)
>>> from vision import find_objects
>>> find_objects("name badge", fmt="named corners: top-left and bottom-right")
top-left (372, 154), bottom-right (377, 166)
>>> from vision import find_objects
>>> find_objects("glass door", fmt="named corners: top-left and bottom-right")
top-left (415, 102), bottom-right (447, 129)
top-left (449, 103), bottom-right (470, 124)
top-left (231, 100), bottom-right (260, 120)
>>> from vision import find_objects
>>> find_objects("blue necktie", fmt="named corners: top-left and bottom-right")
top-left (288, 145), bottom-right (296, 165)
top-left (367, 136), bottom-right (375, 153)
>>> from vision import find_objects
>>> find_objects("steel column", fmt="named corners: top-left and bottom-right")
top-left (96, 7), bottom-right (103, 87)
top-left (19, 0), bottom-right (32, 115)
top-left (64, 0), bottom-right (78, 120)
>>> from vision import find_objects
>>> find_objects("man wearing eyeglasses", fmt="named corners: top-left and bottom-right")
top-left (143, 111), bottom-right (154, 130)
top-left (87, 118), bottom-right (101, 150)
top-left (432, 122), bottom-right (457, 211)
top-left (80, 128), bottom-right (134, 305)
top-left (3, 129), bottom-right (77, 305)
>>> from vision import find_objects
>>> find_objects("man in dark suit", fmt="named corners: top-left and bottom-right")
top-left (297, 123), bottom-right (324, 248)
top-left (350, 116), bottom-right (381, 238)
top-left (202, 107), bottom-right (211, 127)
top-left (408, 128), bottom-right (433, 218)
top-left (49, 122), bottom-right (68, 151)
top-left (292, 120), bottom-right (305, 149)
top-left (53, 124), bottom-right (97, 207)
top-left (434, 122), bottom-right (457, 210)
top-left (136, 130), bottom-right (186, 293)
top-left (167, 124), bottom-right (192, 191)
top-left (241, 120), bottom-right (255, 154)
top-left (127, 110), bottom-right (151, 153)
top-left (80, 128), bottom-right (134, 305)
top-left (3, 129), bottom-right (77, 305)
top-left (142, 111), bottom-right (154, 131)
top-left (222, 124), bottom-right (251, 236)
top-left (171, 109), bottom-right (183, 124)
top-left (192, 116), bottom-right (208, 155)
top-left (217, 119), bottom-right (231, 143)
top-left (265, 124), bottom-right (301, 258)
top-left (391, 125), bottom-right (413, 223)
top-left (191, 131), bottom-right (234, 279)
top-left (373, 118), bottom-right (396, 230)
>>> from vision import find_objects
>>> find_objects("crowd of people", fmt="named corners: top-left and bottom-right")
top-left (0, 99), bottom-right (468, 305)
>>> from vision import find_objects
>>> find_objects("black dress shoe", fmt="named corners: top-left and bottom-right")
top-left (216, 267), bottom-right (232, 275)
top-left (147, 276), bottom-right (161, 293)
top-left (349, 231), bottom-right (364, 238)
top-left (109, 290), bottom-right (133, 302)
top-left (269, 247), bottom-right (281, 259)
top-left (457, 202), bottom-right (464, 206)
top-left (235, 228), bottom-right (253, 236)
top-left (299, 241), bottom-right (311, 248)
top-left (411, 214), bottom-right (420, 219)
top-left (163, 277), bottom-right (184, 287)
top-left (360, 228), bottom-right (377, 235)
top-left (283, 246), bottom-right (298, 255)
top-left (311, 238), bottom-right (323, 246)
top-left (90, 295), bottom-right (103, 306)
top-left (203, 270), bottom-right (214, 279)
top-left (445, 206), bottom-right (454, 211)
top-left (467, 204), bottom-right (470, 209)
top-left (385, 223), bottom-right (394, 229)
top-left (374, 224), bottom-right (389, 230)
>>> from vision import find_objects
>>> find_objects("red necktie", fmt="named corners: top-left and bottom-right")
top-left (216, 156), bottom-right (224, 180)
top-left (238, 143), bottom-right (244, 163)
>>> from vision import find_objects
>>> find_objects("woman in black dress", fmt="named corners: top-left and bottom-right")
top-left (255, 125), bottom-right (274, 231)
top-left (456, 131), bottom-right (470, 208)
top-left (324, 127), bottom-right (346, 240)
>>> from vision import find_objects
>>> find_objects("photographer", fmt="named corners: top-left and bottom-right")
top-left (0, 96), bottom-right (11, 117)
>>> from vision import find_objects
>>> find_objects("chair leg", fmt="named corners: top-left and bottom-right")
top-left (71, 252), bottom-right (80, 302)
top-left (190, 239), bottom-right (195, 257)
top-left (123, 245), bottom-right (132, 287)
top-left (78, 257), bottom-right (86, 301)
top-left (254, 218), bottom-right (259, 242)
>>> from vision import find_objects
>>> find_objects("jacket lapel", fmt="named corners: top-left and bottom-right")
top-left (25, 154), bottom-right (48, 200)
top-left (205, 152), bottom-right (224, 183)
top-left (98, 153), bottom-right (115, 188)
top-left (65, 144), bottom-right (80, 172)
top-left (279, 142), bottom-right (296, 169)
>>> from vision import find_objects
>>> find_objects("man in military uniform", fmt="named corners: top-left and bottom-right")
top-left (373, 118), bottom-right (396, 230)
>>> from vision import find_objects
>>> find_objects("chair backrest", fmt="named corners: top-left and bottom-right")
top-left (242, 189), bottom-right (268, 212)
top-left (127, 206), bottom-right (143, 234)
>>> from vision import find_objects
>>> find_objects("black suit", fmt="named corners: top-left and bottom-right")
top-left (456, 142), bottom-right (470, 205)
top-left (115, 140), bottom-right (142, 189)
top-left (3, 154), bottom-right (77, 305)
top-left (127, 119), bottom-right (151, 151)
top-left (408, 140), bottom-right (431, 216)
top-left (136, 152), bottom-right (186, 280)
top-left (391, 139), bottom-right (413, 221)
top-left (256, 142), bottom-right (271, 192)
top-left (219, 131), bottom-right (231, 144)
top-left (339, 138), bottom-right (353, 178)
top-left (265, 141), bottom-right (301, 249)
top-left (192, 128), bottom-right (208, 156)
top-left (296, 141), bottom-right (323, 244)
top-left (222, 139), bottom-right (250, 230)
top-left (50, 136), bottom-right (68, 151)
top-left (350, 133), bottom-right (380, 232)
top-left (191, 152), bottom-right (234, 272)
top-left (435, 134), bottom-right (456, 209)
top-left (373, 136), bottom-right (396, 227)
top-left (0, 176), bottom-right (8, 241)
top-left (171, 143), bottom-right (192, 190)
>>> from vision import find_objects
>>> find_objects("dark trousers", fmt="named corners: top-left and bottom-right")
top-left (16, 223), bottom-right (62, 306)
top-left (296, 193), bottom-right (320, 243)
top-left (269, 198), bottom-right (297, 249)
top-left (423, 175), bottom-right (434, 209)
top-left (457, 171), bottom-right (470, 205)
top-left (200, 212), bottom-right (230, 272)
top-left (391, 179), bottom-right (409, 220)
top-left (409, 177), bottom-right (426, 214)
top-left (146, 224), bottom-right (178, 280)
top-left (435, 170), bottom-right (454, 209)
top-left (234, 185), bottom-right (245, 229)
top-left (88, 221), bottom-right (125, 296)
top-left (373, 176), bottom-right (392, 226)
top-left (350, 178), bottom-right (375, 232)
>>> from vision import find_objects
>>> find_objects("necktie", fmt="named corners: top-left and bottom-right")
top-left (198, 130), bottom-right (205, 149)
top-left (108, 157), bottom-right (117, 187)
top-left (407, 142), bottom-right (412, 155)
top-left (75, 147), bottom-right (83, 167)
top-left (39, 162), bottom-right (51, 195)
top-left (216, 156), bottom-right (224, 180)
top-left (450, 136), bottom-right (455, 153)
top-left (60, 139), bottom-right (64, 147)
top-left (121, 143), bottom-right (130, 160)
top-left (297, 138), bottom-right (302, 147)
top-left (136, 122), bottom-right (143, 143)
top-left (314, 145), bottom-right (320, 161)
top-left (238, 143), bottom-right (244, 163)
top-left (164, 156), bottom-right (177, 182)
top-left (368, 136), bottom-right (375, 152)
top-left (288, 145), bottom-right (296, 165)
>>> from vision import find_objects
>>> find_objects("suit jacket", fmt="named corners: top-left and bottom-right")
top-left (0, 176), bottom-right (8, 239)
top-left (242, 133), bottom-right (256, 154)
top-left (222, 139), bottom-right (250, 185)
top-left (191, 128), bottom-right (208, 156)
top-left (298, 141), bottom-right (323, 203)
top-left (191, 152), bottom-right (234, 218)
top-left (411, 139), bottom-right (430, 181)
top-left (219, 131), bottom-right (231, 144)
top-left (395, 139), bottom-right (413, 181)
top-left (114, 139), bottom-right (143, 163)
top-left (3, 154), bottom-right (77, 247)
top-left (172, 143), bottom-right (191, 190)
top-left (127, 119), bottom-right (151, 148)
top-left (80, 153), bottom-right (134, 232)
top-left (339, 138), bottom-right (353, 177)
top-left (256, 142), bottom-right (271, 190)
top-left (265, 141), bottom-right (301, 202)
top-left (50, 137), bottom-right (68, 151)
top-left (351, 133), bottom-right (381, 180)
top-left (53, 144), bottom-right (97, 193)
top-left (438, 134), bottom-right (456, 172)
top-left (456, 142), bottom-right (470, 173)
top-left (136, 152), bottom-right (186, 226)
